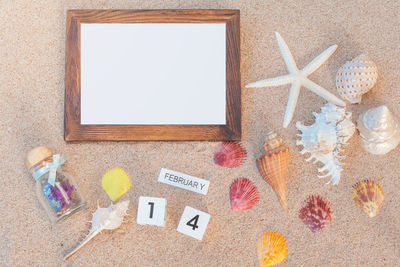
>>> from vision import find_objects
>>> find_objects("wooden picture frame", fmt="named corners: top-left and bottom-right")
top-left (65, 9), bottom-right (241, 141)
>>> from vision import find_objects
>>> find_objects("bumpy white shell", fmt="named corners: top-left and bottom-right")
top-left (296, 103), bottom-right (355, 185)
top-left (64, 201), bottom-right (130, 260)
top-left (336, 54), bottom-right (378, 104)
top-left (357, 105), bottom-right (400, 155)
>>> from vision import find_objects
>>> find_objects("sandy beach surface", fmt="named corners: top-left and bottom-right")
top-left (0, 1), bottom-right (399, 266)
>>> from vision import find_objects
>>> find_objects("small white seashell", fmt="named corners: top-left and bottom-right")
top-left (296, 103), bottom-right (355, 185)
top-left (357, 105), bottom-right (400, 155)
top-left (336, 54), bottom-right (378, 104)
top-left (64, 200), bottom-right (129, 260)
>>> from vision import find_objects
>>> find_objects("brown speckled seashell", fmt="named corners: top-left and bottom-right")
top-left (336, 54), bottom-right (378, 104)
top-left (352, 180), bottom-right (384, 218)
top-left (299, 195), bottom-right (332, 233)
top-left (230, 177), bottom-right (259, 211)
top-left (213, 141), bottom-right (247, 168)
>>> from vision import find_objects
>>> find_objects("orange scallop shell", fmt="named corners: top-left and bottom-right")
top-left (230, 177), bottom-right (259, 211)
top-left (257, 230), bottom-right (288, 267)
top-left (213, 141), bottom-right (247, 168)
top-left (352, 180), bottom-right (384, 218)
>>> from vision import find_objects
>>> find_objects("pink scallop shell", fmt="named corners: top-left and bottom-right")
top-left (230, 177), bottom-right (259, 211)
top-left (214, 142), bottom-right (247, 168)
top-left (298, 195), bottom-right (333, 233)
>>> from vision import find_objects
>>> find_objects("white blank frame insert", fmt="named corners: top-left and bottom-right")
top-left (81, 23), bottom-right (226, 125)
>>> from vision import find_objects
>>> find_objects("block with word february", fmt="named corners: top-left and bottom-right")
top-left (137, 196), bottom-right (167, 227)
top-left (158, 168), bottom-right (210, 195)
top-left (177, 206), bottom-right (210, 240)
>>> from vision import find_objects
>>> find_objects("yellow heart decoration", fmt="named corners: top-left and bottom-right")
top-left (102, 167), bottom-right (131, 202)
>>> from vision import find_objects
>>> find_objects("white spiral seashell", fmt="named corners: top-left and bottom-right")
top-left (336, 54), bottom-right (378, 104)
top-left (64, 200), bottom-right (129, 260)
top-left (296, 103), bottom-right (355, 185)
top-left (357, 105), bottom-right (400, 155)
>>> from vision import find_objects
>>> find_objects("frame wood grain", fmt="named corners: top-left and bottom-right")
top-left (65, 9), bottom-right (241, 141)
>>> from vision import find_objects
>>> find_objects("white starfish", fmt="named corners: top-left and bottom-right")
top-left (246, 32), bottom-right (346, 128)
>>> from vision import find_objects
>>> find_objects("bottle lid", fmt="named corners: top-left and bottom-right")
top-left (25, 146), bottom-right (53, 170)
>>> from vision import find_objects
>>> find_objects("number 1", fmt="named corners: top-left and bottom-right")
top-left (148, 202), bottom-right (154, 219)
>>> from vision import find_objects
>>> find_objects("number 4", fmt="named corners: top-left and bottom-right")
top-left (186, 215), bottom-right (199, 230)
top-left (177, 206), bottom-right (210, 240)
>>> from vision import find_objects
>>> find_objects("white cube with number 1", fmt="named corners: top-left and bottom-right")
top-left (137, 196), bottom-right (166, 226)
top-left (177, 206), bottom-right (210, 240)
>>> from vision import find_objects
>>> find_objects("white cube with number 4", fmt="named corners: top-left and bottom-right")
top-left (137, 196), bottom-right (166, 226)
top-left (177, 206), bottom-right (210, 240)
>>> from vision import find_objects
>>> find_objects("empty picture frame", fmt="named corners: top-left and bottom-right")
top-left (65, 9), bottom-right (241, 141)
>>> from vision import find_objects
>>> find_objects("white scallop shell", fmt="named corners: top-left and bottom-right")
top-left (336, 54), bottom-right (378, 104)
top-left (296, 103), bottom-right (355, 185)
top-left (357, 105), bottom-right (400, 155)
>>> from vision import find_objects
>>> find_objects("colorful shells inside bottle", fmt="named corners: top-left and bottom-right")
top-left (257, 230), bottom-right (288, 267)
top-left (352, 180), bottom-right (384, 218)
top-left (229, 177), bottom-right (259, 211)
top-left (213, 141), bottom-right (247, 168)
top-left (43, 182), bottom-right (75, 211)
top-left (102, 167), bottom-right (131, 202)
top-left (298, 195), bottom-right (332, 233)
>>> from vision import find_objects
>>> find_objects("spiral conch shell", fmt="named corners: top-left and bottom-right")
top-left (357, 105), bottom-right (400, 155)
top-left (296, 103), bottom-right (355, 185)
top-left (336, 54), bottom-right (378, 104)
top-left (256, 132), bottom-right (290, 212)
top-left (64, 200), bottom-right (129, 260)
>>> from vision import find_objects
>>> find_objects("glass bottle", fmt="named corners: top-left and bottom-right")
top-left (25, 146), bottom-right (86, 223)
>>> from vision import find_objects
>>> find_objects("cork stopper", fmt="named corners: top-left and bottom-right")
top-left (262, 131), bottom-right (283, 152)
top-left (25, 146), bottom-right (53, 170)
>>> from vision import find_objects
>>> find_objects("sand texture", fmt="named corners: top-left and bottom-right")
top-left (1, 0), bottom-right (400, 266)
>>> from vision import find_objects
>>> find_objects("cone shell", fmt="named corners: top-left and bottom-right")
top-left (230, 177), bottom-right (259, 211)
top-left (256, 133), bottom-right (290, 212)
top-left (299, 195), bottom-right (332, 233)
top-left (214, 141), bottom-right (247, 168)
top-left (257, 230), bottom-right (288, 267)
top-left (102, 167), bottom-right (131, 202)
top-left (336, 54), bottom-right (378, 104)
top-left (352, 180), bottom-right (384, 218)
